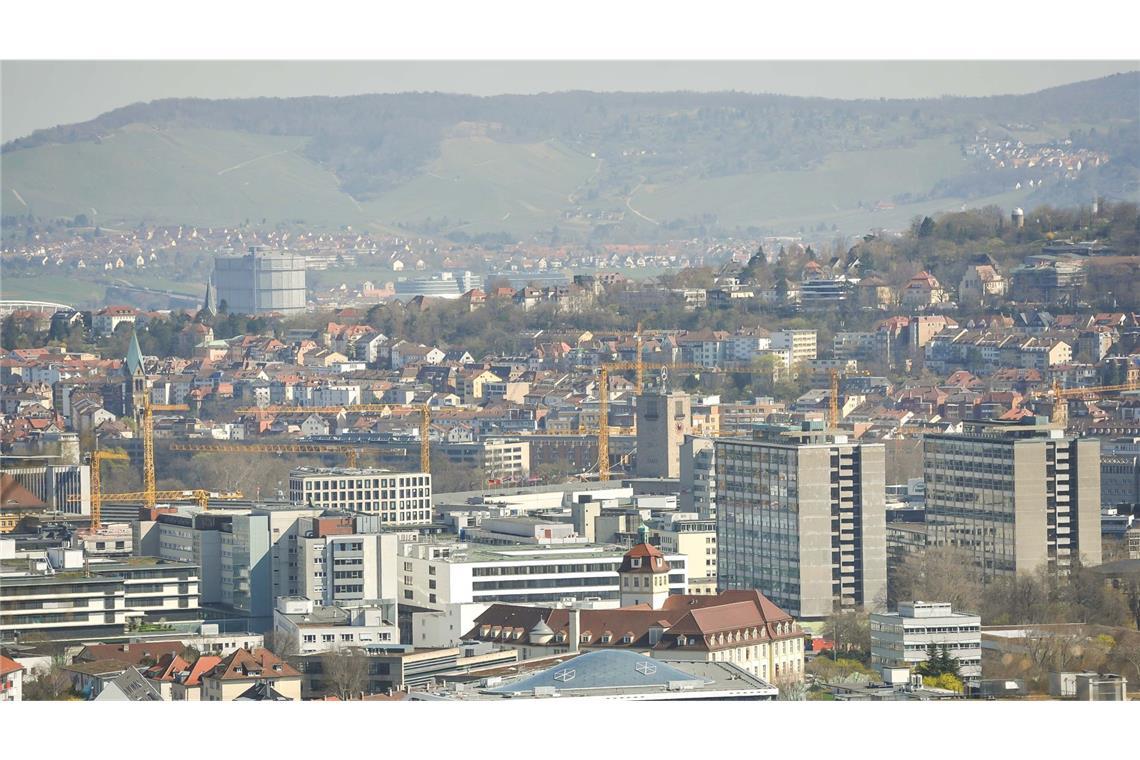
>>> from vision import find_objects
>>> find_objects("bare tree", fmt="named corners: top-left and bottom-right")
top-left (22, 655), bottom-right (74, 701)
top-left (890, 546), bottom-right (982, 613)
top-left (1109, 632), bottom-right (1140, 683)
top-left (321, 646), bottom-right (370, 700)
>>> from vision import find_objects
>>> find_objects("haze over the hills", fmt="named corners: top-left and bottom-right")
top-left (2, 71), bottom-right (1137, 241)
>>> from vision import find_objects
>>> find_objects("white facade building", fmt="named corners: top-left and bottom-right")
top-left (272, 597), bottom-right (399, 655)
top-left (398, 542), bottom-right (688, 611)
top-left (289, 468), bottom-right (432, 525)
top-left (870, 601), bottom-right (982, 679)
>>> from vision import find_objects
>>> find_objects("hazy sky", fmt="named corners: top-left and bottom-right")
top-left (3, 60), bottom-right (1137, 141)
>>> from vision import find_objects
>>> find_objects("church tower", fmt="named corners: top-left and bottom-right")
top-left (618, 525), bottom-right (671, 609)
top-left (199, 278), bottom-right (217, 321)
top-left (123, 329), bottom-right (147, 422)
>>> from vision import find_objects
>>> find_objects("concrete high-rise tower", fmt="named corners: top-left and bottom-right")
top-left (636, 391), bottom-right (691, 478)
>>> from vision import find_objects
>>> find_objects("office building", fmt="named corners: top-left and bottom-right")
top-left (148, 511), bottom-right (271, 624)
top-left (398, 541), bottom-right (688, 611)
top-left (679, 435), bottom-right (716, 520)
top-left (923, 419), bottom-right (1101, 578)
top-left (213, 248), bottom-right (307, 315)
top-left (870, 601), bottom-right (982, 679)
top-left (1, 463), bottom-right (90, 515)
top-left (441, 439), bottom-right (530, 483)
top-left (288, 468), bottom-right (432, 525)
top-left (0, 551), bottom-right (200, 643)
top-left (295, 524), bottom-right (398, 606)
top-left (647, 518), bottom-right (717, 594)
top-left (272, 597), bottom-right (399, 655)
top-left (716, 421), bottom-right (887, 619)
top-left (636, 391), bottom-right (691, 478)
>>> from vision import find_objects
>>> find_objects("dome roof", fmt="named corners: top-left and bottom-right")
top-left (529, 619), bottom-right (554, 635)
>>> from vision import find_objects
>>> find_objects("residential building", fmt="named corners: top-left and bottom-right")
top-left (200, 646), bottom-right (302, 701)
top-left (0, 655), bottom-right (24, 701)
top-left (716, 421), bottom-right (888, 619)
top-left (636, 391), bottom-right (691, 478)
top-left (289, 468), bottom-right (432, 525)
top-left (923, 419), bottom-right (1102, 578)
top-left (870, 601), bottom-right (982, 679)
top-left (770, 329), bottom-right (817, 366)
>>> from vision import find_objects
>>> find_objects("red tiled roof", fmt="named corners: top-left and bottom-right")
top-left (0, 655), bottom-right (24, 677)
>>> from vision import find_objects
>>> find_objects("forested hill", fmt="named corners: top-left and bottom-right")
top-left (3, 72), bottom-right (1136, 239)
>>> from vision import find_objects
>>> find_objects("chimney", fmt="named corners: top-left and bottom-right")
top-left (568, 608), bottom-right (581, 654)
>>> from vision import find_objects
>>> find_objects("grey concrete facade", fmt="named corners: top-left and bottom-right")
top-left (715, 422), bottom-right (887, 619)
top-left (923, 420), bottom-right (1101, 580)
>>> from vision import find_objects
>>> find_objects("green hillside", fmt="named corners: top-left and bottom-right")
top-left (2, 74), bottom-right (1135, 238)
top-left (1, 126), bottom-right (364, 226)
top-left (362, 137), bottom-right (600, 235)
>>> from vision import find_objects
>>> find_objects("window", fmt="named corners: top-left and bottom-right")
top-left (303, 635), bottom-right (316, 643)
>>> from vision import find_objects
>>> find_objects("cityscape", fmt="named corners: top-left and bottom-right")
top-left (2, 48), bottom-right (1140, 735)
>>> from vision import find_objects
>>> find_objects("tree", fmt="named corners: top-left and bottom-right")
top-left (1109, 632), bottom-right (1140, 683)
top-left (22, 656), bottom-right (75, 701)
top-left (822, 608), bottom-right (870, 658)
top-left (917, 216), bottom-right (936, 238)
top-left (321, 646), bottom-right (370, 700)
top-left (889, 546), bottom-right (982, 613)
top-left (922, 673), bottom-right (964, 692)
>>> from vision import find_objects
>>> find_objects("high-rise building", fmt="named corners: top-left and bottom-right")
top-left (679, 435), bottom-right (716, 519)
top-left (716, 421), bottom-right (887, 620)
top-left (213, 248), bottom-right (307, 315)
top-left (636, 391), bottom-right (691, 479)
top-left (923, 419), bottom-right (1101, 578)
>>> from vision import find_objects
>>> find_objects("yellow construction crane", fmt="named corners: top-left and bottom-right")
top-left (72, 489), bottom-right (243, 513)
top-left (233, 403), bottom-right (432, 472)
top-left (87, 450), bottom-right (130, 531)
top-left (168, 442), bottom-right (361, 468)
top-left (1048, 379), bottom-right (1140, 428)
top-left (142, 396), bottom-right (190, 509)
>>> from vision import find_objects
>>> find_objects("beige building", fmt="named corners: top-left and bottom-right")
top-left (636, 391), bottom-right (692, 478)
top-left (648, 518), bottom-right (717, 594)
top-left (924, 419), bottom-right (1101, 578)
